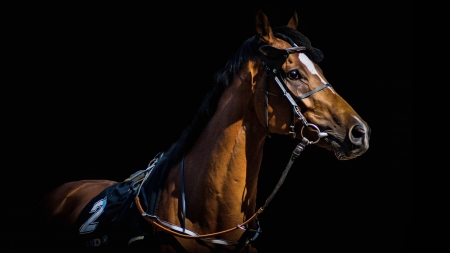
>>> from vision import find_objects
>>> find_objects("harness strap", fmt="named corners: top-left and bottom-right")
top-left (261, 137), bottom-right (309, 209)
top-left (264, 69), bottom-right (271, 137)
top-left (270, 73), bottom-right (308, 126)
top-left (290, 107), bottom-right (296, 138)
top-left (134, 138), bottom-right (309, 246)
top-left (180, 154), bottom-right (186, 233)
top-left (296, 83), bottom-right (331, 101)
top-left (135, 196), bottom-right (263, 239)
top-left (266, 69), bottom-right (331, 140)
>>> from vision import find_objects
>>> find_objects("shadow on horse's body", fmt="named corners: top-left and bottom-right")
top-left (36, 9), bottom-right (370, 253)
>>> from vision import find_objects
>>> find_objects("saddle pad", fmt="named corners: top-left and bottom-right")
top-left (74, 180), bottom-right (152, 252)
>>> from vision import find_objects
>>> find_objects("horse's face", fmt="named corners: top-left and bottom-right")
top-left (255, 10), bottom-right (370, 160)
top-left (284, 47), bottom-right (369, 160)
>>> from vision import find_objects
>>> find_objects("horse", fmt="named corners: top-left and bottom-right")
top-left (36, 9), bottom-right (370, 253)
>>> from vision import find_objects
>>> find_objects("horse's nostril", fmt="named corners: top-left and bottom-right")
top-left (349, 124), bottom-right (366, 145)
top-left (351, 125), bottom-right (364, 138)
top-left (349, 116), bottom-right (370, 145)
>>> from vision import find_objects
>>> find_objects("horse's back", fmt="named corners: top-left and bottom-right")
top-left (35, 179), bottom-right (117, 251)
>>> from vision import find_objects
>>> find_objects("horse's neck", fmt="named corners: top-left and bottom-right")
top-left (159, 72), bottom-right (267, 234)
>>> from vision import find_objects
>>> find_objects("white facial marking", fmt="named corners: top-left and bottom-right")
top-left (298, 53), bottom-right (335, 94)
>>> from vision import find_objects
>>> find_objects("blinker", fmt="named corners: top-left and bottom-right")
top-left (259, 45), bottom-right (306, 72)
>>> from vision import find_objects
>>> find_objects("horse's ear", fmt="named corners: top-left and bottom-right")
top-left (287, 11), bottom-right (298, 29)
top-left (255, 9), bottom-right (276, 44)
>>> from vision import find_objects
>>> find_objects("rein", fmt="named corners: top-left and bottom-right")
top-left (133, 36), bottom-right (330, 248)
top-left (134, 138), bottom-right (310, 247)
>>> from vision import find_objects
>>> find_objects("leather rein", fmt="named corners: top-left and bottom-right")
top-left (134, 38), bottom-right (331, 247)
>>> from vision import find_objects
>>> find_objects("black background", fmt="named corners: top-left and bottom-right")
top-left (5, 1), bottom-right (411, 252)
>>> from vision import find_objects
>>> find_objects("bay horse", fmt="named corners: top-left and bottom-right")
top-left (37, 9), bottom-right (370, 253)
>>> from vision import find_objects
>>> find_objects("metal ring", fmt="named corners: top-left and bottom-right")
top-left (300, 123), bottom-right (322, 144)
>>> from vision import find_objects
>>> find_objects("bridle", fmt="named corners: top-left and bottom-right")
top-left (259, 33), bottom-right (330, 142)
top-left (133, 35), bottom-right (332, 248)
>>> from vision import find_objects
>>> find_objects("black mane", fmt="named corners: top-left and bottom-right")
top-left (151, 26), bottom-right (322, 172)
top-left (142, 25), bottom-right (324, 214)
top-left (150, 35), bottom-right (262, 171)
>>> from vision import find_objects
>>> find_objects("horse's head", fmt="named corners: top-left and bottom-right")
top-left (254, 10), bottom-right (370, 160)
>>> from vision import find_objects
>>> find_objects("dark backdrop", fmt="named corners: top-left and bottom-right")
top-left (5, 1), bottom-right (411, 252)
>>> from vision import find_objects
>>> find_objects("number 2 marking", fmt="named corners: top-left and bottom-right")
top-left (79, 197), bottom-right (107, 234)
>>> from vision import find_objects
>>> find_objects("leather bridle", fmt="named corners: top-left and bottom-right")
top-left (133, 35), bottom-right (331, 248)
top-left (259, 34), bottom-right (330, 142)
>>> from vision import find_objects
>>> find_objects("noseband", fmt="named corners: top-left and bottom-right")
top-left (259, 35), bottom-right (330, 143)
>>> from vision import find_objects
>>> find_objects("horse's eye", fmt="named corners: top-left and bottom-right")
top-left (287, 70), bottom-right (302, 80)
